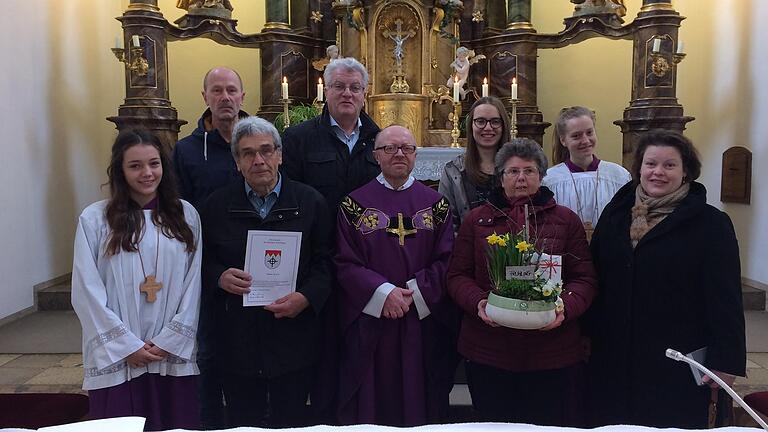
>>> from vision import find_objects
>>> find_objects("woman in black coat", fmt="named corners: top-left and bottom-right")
top-left (587, 130), bottom-right (746, 428)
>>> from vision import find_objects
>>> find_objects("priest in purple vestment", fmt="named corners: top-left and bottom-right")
top-left (335, 125), bottom-right (459, 426)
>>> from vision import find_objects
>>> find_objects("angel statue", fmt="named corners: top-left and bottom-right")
top-left (312, 45), bottom-right (342, 72)
top-left (446, 46), bottom-right (486, 99)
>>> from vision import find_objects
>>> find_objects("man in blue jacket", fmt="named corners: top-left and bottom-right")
top-left (173, 67), bottom-right (246, 210)
top-left (172, 66), bottom-right (246, 429)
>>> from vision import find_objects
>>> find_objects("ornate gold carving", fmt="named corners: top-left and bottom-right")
top-left (472, 10), bottom-right (484, 23)
top-left (112, 38), bottom-right (149, 78)
top-left (370, 94), bottom-right (428, 146)
top-left (430, 6), bottom-right (445, 69)
top-left (311, 11), bottom-right (324, 23)
top-left (424, 84), bottom-right (453, 127)
top-left (351, 6), bottom-right (368, 65)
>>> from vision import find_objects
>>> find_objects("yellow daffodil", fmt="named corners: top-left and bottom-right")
top-left (486, 233), bottom-right (501, 245)
top-left (497, 238), bottom-right (507, 247)
top-left (515, 240), bottom-right (531, 252)
top-left (542, 287), bottom-right (553, 296)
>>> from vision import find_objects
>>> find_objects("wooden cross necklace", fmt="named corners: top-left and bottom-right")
top-left (138, 226), bottom-right (162, 302)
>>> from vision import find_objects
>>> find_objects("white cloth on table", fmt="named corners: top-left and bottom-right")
top-left (71, 199), bottom-right (202, 390)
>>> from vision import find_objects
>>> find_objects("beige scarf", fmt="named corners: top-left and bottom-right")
top-left (629, 183), bottom-right (690, 248)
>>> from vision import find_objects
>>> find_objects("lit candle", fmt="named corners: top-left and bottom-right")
top-left (282, 77), bottom-right (289, 100)
top-left (317, 78), bottom-right (324, 102)
top-left (676, 40), bottom-right (685, 54)
top-left (482, 77), bottom-right (489, 98)
top-left (132, 35), bottom-right (140, 48)
top-left (652, 38), bottom-right (661, 53)
top-left (115, 36), bottom-right (123, 50)
top-left (453, 75), bottom-right (460, 103)
top-left (511, 77), bottom-right (518, 100)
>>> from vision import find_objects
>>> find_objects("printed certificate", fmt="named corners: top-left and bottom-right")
top-left (243, 230), bottom-right (302, 307)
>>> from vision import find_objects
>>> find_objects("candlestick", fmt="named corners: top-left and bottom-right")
top-left (676, 40), bottom-right (684, 54)
top-left (482, 78), bottom-right (489, 98)
top-left (510, 97), bottom-right (519, 139)
top-left (317, 78), bottom-right (324, 102)
top-left (282, 77), bottom-right (289, 100)
top-left (132, 35), bottom-right (140, 48)
top-left (453, 76), bottom-right (460, 103)
top-left (449, 102), bottom-right (462, 148)
top-left (652, 38), bottom-right (661, 53)
top-left (511, 77), bottom-right (518, 100)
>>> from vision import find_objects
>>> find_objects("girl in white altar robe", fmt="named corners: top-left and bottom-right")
top-left (71, 129), bottom-right (202, 431)
top-left (542, 106), bottom-right (631, 241)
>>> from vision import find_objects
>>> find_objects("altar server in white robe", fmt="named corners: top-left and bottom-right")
top-left (71, 129), bottom-right (202, 431)
top-left (542, 106), bottom-right (631, 241)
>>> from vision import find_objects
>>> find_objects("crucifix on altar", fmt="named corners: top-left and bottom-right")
top-left (382, 18), bottom-right (417, 93)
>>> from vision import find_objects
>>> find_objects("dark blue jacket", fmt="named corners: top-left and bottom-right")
top-left (172, 109), bottom-right (245, 210)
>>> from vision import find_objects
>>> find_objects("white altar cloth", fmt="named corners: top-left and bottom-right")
top-left (413, 147), bottom-right (464, 181)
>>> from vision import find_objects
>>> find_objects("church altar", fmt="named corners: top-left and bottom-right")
top-left (109, 0), bottom-right (692, 168)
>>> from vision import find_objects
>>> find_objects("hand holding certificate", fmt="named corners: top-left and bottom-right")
top-left (243, 230), bottom-right (302, 307)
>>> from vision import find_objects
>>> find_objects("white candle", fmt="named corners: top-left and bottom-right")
top-left (482, 78), bottom-right (489, 98)
top-left (453, 76), bottom-right (460, 103)
top-left (132, 35), bottom-right (140, 48)
top-left (282, 77), bottom-right (289, 100)
top-left (317, 78), bottom-right (324, 102)
top-left (676, 40), bottom-right (685, 54)
top-left (115, 36), bottom-right (123, 49)
top-left (511, 77), bottom-right (518, 100)
top-left (652, 38), bottom-right (661, 53)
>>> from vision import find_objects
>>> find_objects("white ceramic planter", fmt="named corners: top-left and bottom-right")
top-left (485, 292), bottom-right (556, 330)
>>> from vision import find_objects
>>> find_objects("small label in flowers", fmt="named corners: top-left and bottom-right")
top-left (505, 265), bottom-right (535, 281)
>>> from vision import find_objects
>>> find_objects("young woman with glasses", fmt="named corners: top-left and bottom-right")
top-left (439, 96), bottom-right (511, 235)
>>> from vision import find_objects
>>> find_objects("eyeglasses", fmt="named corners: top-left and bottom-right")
top-left (473, 117), bottom-right (503, 129)
top-left (503, 167), bottom-right (538, 177)
top-left (374, 144), bottom-right (417, 154)
top-left (239, 146), bottom-right (279, 161)
top-left (329, 82), bottom-right (364, 94)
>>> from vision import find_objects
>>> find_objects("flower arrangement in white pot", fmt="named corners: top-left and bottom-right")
top-left (484, 223), bottom-right (564, 330)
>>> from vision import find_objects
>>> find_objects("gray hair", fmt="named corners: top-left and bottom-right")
top-left (494, 138), bottom-right (549, 180)
top-left (231, 116), bottom-right (281, 158)
top-left (324, 57), bottom-right (369, 88)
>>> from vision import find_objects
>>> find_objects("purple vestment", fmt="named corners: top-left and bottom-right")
top-left (335, 179), bottom-right (459, 427)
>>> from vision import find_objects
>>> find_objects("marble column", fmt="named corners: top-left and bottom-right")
top-left (265, 0), bottom-right (290, 30)
top-left (108, 0), bottom-right (186, 148)
top-left (615, 1), bottom-right (693, 168)
top-left (506, 0), bottom-right (534, 32)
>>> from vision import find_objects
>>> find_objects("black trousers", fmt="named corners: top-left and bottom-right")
top-left (221, 368), bottom-right (312, 428)
top-left (465, 360), bottom-right (586, 427)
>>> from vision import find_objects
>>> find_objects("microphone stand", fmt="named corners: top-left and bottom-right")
top-left (666, 348), bottom-right (768, 430)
